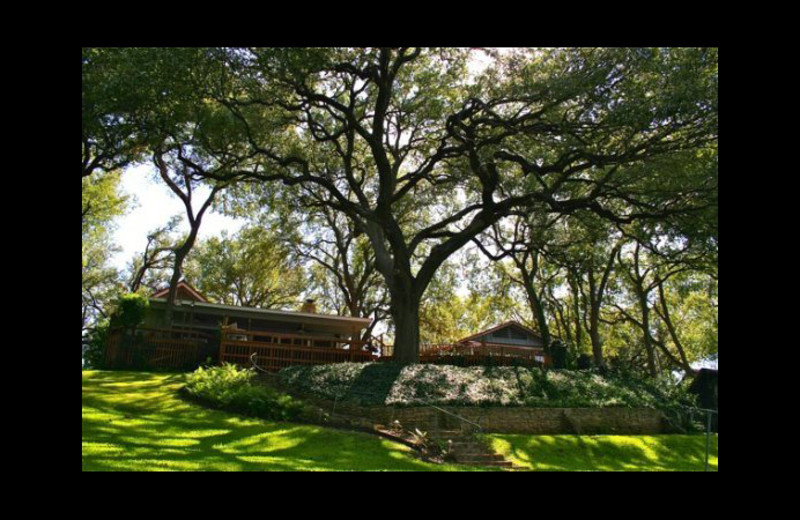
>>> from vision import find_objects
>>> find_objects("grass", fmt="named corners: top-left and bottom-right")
top-left (82, 370), bottom-right (472, 471)
top-left (487, 433), bottom-right (718, 471)
top-left (82, 370), bottom-right (716, 472)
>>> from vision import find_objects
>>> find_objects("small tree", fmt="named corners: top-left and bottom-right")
top-left (110, 293), bottom-right (149, 329)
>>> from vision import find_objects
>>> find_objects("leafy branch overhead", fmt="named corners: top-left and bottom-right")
top-left (83, 47), bottom-right (717, 365)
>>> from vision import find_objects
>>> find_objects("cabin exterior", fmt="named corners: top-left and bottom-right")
top-left (146, 282), bottom-right (370, 342)
top-left (456, 321), bottom-right (549, 365)
top-left (106, 281), bottom-right (372, 371)
top-left (457, 321), bottom-right (546, 350)
top-left (413, 321), bottom-right (551, 367)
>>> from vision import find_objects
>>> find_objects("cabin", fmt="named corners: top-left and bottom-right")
top-left (146, 281), bottom-right (371, 342)
top-left (457, 321), bottom-right (549, 364)
top-left (458, 321), bottom-right (546, 350)
top-left (106, 281), bottom-right (373, 371)
top-left (417, 321), bottom-right (551, 367)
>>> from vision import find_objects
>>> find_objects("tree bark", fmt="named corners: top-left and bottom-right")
top-left (525, 277), bottom-right (551, 351)
top-left (518, 254), bottom-right (552, 352)
top-left (390, 294), bottom-right (421, 364)
top-left (637, 286), bottom-right (658, 377)
top-left (656, 280), bottom-right (695, 375)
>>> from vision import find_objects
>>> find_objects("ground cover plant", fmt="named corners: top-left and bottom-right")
top-left (82, 370), bottom-right (471, 471)
top-left (487, 434), bottom-right (718, 471)
top-left (280, 363), bottom-right (696, 414)
top-left (183, 363), bottom-right (306, 421)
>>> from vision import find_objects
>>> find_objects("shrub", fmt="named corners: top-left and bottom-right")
top-left (110, 293), bottom-right (149, 328)
top-left (184, 364), bottom-right (305, 421)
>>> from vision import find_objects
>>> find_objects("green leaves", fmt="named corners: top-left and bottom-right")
top-left (184, 364), bottom-right (306, 421)
top-left (184, 225), bottom-right (305, 309)
top-left (110, 293), bottom-right (150, 328)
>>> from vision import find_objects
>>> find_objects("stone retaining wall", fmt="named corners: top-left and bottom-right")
top-left (330, 402), bottom-right (666, 434)
top-left (259, 376), bottom-right (667, 435)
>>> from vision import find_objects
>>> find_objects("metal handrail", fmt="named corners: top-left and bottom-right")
top-left (426, 404), bottom-right (483, 434)
top-left (680, 405), bottom-right (717, 472)
top-left (339, 389), bottom-right (483, 435)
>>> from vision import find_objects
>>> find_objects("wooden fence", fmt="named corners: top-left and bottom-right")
top-left (381, 342), bottom-right (550, 368)
top-left (219, 328), bottom-right (374, 372)
top-left (105, 327), bottom-right (216, 371)
top-left (105, 326), bottom-right (550, 372)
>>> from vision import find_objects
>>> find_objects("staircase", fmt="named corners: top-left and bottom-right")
top-left (433, 430), bottom-right (515, 469)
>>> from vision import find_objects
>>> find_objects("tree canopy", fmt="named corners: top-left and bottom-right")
top-left (83, 47), bottom-right (718, 366)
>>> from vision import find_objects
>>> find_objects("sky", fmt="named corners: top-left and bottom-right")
top-left (110, 164), bottom-right (246, 272)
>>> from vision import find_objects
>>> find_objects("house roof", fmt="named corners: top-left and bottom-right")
top-left (148, 297), bottom-right (372, 332)
top-left (151, 281), bottom-right (208, 303)
top-left (457, 320), bottom-right (543, 344)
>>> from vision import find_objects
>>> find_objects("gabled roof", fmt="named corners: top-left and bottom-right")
top-left (457, 320), bottom-right (542, 344)
top-left (151, 280), bottom-right (208, 303)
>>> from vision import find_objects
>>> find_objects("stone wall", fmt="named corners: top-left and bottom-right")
top-left (259, 374), bottom-right (667, 434)
top-left (346, 404), bottom-right (665, 434)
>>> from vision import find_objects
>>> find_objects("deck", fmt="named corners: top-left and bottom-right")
top-left (105, 327), bottom-right (549, 371)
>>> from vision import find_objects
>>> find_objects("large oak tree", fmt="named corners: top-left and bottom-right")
top-left (91, 47), bottom-right (718, 363)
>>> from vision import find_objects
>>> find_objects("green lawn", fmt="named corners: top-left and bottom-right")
top-left (487, 433), bottom-right (718, 471)
top-left (83, 370), bottom-right (717, 472)
top-left (82, 370), bottom-right (467, 471)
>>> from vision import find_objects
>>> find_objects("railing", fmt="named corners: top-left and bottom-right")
top-left (327, 388), bottom-right (483, 435)
top-left (380, 342), bottom-right (550, 367)
top-left (220, 328), bottom-right (373, 372)
top-left (105, 326), bottom-right (215, 371)
top-left (427, 404), bottom-right (483, 434)
top-left (684, 406), bottom-right (718, 472)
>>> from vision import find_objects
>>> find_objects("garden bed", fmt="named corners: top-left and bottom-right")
top-left (279, 362), bottom-right (694, 411)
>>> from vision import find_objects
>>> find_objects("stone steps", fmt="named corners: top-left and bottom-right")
top-left (428, 429), bottom-right (517, 469)
top-left (459, 459), bottom-right (515, 468)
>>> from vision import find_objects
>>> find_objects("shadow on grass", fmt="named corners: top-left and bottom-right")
top-left (82, 370), bottom-right (467, 471)
top-left (489, 434), bottom-right (718, 472)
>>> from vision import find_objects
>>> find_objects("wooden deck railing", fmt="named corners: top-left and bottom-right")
top-left (381, 342), bottom-right (550, 367)
top-left (105, 327), bottom-right (216, 371)
top-left (219, 328), bottom-right (374, 372)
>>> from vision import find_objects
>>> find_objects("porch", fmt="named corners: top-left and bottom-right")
top-left (219, 328), bottom-right (374, 372)
top-left (104, 325), bottom-right (376, 372)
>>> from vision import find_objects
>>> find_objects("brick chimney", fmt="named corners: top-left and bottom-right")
top-left (300, 298), bottom-right (317, 313)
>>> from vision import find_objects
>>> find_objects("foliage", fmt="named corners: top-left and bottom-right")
top-left (418, 260), bottom-right (520, 344)
top-left (110, 293), bottom-right (149, 328)
top-left (88, 47), bottom-right (717, 364)
top-left (82, 320), bottom-right (110, 369)
top-left (82, 170), bottom-right (129, 333)
top-left (183, 364), bottom-right (305, 421)
top-left (406, 426), bottom-right (454, 462)
top-left (279, 363), bottom-right (695, 411)
top-left (83, 370), bottom-right (470, 471)
top-left (82, 170), bottom-right (130, 235)
top-left (183, 226), bottom-right (306, 309)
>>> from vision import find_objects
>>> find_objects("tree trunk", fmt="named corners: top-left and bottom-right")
top-left (656, 281), bottom-right (695, 376)
top-left (589, 314), bottom-right (604, 369)
top-left (638, 288), bottom-right (658, 377)
top-left (520, 267), bottom-right (551, 352)
top-left (164, 246), bottom-right (191, 327)
top-left (587, 272), bottom-right (605, 369)
top-left (390, 296), bottom-right (421, 364)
